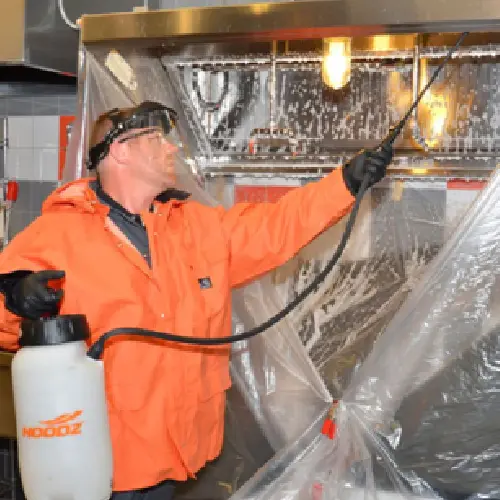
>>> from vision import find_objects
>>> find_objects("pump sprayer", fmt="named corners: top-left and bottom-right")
top-left (11, 33), bottom-right (468, 500)
top-left (12, 315), bottom-right (112, 500)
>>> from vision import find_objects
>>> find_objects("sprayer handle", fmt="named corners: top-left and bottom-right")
top-left (376, 126), bottom-right (399, 152)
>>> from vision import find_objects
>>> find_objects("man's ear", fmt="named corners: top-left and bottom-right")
top-left (108, 140), bottom-right (129, 164)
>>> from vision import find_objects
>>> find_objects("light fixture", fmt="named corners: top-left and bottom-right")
top-left (322, 37), bottom-right (351, 90)
top-left (428, 95), bottom-right (448, 139)
top-left (250, 4), bottom-right (270, 14)
top-left (419, 59), bottom-right (449, 146)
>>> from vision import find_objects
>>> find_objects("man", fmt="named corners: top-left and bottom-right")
top-left (0, 101), bottom-right (392, 499)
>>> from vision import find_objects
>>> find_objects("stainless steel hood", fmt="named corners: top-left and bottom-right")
top-left (0, 0), bottom-right (79, 75)
top-left (0, 0), bottom-right (158, 76)
top-left (77, 0), bottom-right (500, 179)
top-left (81, 0), bottom-right (500, 46)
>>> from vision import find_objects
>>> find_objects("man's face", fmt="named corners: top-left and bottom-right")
top-left (118, 126), bottom-right (178, 187)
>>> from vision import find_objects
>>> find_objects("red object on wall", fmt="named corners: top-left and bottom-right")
top-left (6, 181), bottom-right (18, 202)
top-left (447, 179), bottom-right (487, 190)
top-left (234, 185), bottom-right (295, 203)
top-left (59, 115), bottom-right (75, 180)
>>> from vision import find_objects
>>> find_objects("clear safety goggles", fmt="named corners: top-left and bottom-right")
top-left (87, 102), bottom-right (178, 170)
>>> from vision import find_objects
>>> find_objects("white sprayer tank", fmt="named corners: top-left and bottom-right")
top-left (11, 315), bottom-right (113, 500)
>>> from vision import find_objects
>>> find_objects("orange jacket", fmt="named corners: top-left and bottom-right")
top-left (0, 170), bottom-right (354, 491)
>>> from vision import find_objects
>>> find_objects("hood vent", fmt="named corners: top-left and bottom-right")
top-left (0, 0), bottom-right (156, 76)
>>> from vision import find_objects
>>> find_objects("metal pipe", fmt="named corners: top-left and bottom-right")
top-left (2, 117), bottom-right (7, 178)
top-left (269, 40), bottom-right (278, 137)
top-left (421, 45), bottom-right (500, 58)
top-left (207, 68), bottom-right (212, 136)
top-left (204, 161), bottom-right (495, 181)
top-left (208, 151), bottom-right (500, 162)
top-left (172, 45), bottom-right (500, 69)
top-left (207, 174), bottom-right (491, 184)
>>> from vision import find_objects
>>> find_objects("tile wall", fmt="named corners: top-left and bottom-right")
top-left (0, 93), bottom-right (77, 240)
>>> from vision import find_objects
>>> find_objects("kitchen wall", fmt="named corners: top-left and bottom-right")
top-left (0, 90), bottom-right (77, 240)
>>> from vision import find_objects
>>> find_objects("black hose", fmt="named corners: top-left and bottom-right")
top-left (87, 32), bottom-right (468, 360)
top-left (88, 174), bottom-right (367, 359)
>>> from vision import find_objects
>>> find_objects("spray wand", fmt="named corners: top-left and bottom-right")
top-left (87, 32), bottom-right (469, 359)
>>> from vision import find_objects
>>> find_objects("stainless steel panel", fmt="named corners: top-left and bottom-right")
top-left (81, 0), bottom-right (500, 45)
top-left (61, 0), bottom-right (159, 22)
top-left (0, 0), bottom-right (158, 76)
top-left (166, 55), bottom-right (500, 162)
top-left (23, 0), bottom-right (79, 74)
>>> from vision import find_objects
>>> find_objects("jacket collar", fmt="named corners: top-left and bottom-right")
top-left (42, 177), bottom-right (191, 217)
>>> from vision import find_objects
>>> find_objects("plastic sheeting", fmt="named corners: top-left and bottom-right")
top-left (273, 181), bottom-right (453, 399)
top-left (66, 41), bottom-right (494, 500)
top-left (234, 168), bottom-right (500, 499)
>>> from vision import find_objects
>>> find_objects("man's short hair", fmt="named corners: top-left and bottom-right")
top-left (89, 106), bottom-right (136, 150)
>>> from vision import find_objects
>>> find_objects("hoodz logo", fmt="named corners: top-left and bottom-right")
top-left (22, 410), bottom-right (84, 439)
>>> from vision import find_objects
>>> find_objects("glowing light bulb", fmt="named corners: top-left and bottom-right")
top-left (322, 37), bottom-right (351, 90)
top-left (429, 95), bottom-right (447, 138)
top-left (418, 59), bottom-right (449, 147)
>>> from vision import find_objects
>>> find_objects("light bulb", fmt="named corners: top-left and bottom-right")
top-left (322, 37), bottom-right (351, 90)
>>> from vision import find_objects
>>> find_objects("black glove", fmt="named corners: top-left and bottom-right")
top-left (342, 142), bottom-right (394, 196)
top-left (0, 270), bottom-right (65, 320)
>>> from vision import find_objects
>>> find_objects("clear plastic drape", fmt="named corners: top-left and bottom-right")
top-left (268, 180), bottom-right (453, 399)
top-left (233, 164), bottom-right (500, 499)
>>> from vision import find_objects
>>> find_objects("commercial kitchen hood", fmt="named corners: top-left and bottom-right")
top-left (0, 0), bottom-right (79, 75)
top-left (80, 0), bottom-right (500, 46)
top-left (76, 0), bottom-right (500, 179)
top-left (0, 0), bottom-right (158, 77)
top-left (8, 0), bottom-right (500, 77)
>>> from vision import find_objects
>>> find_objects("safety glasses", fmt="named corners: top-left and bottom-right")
top-left (117, 128), bottom-right (162, 144)
top-left (87, 102), bottom-right (178, 170)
